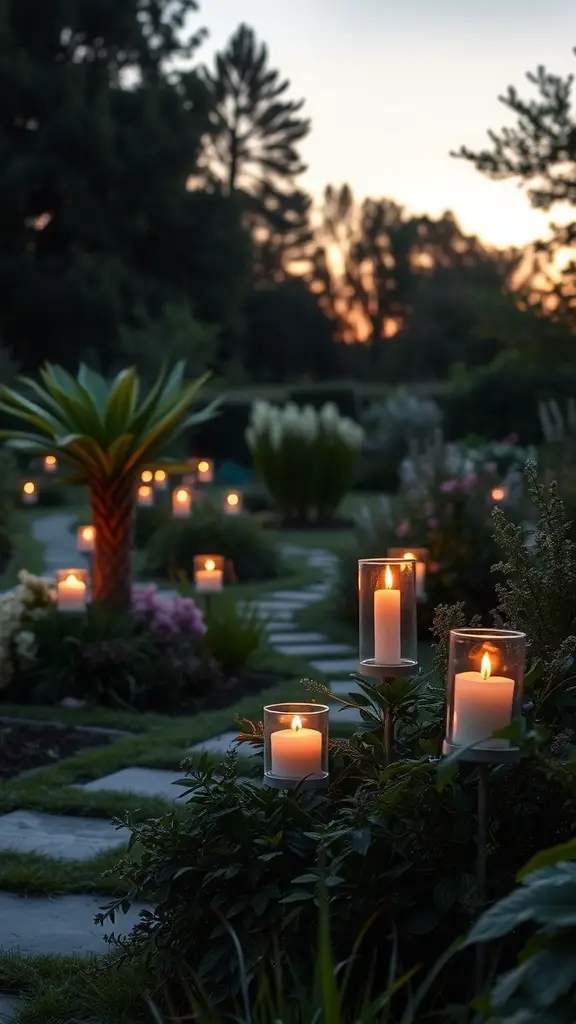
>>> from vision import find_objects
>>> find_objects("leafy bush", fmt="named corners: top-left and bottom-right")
top-left (0, 570), bottom-right (53, 687)
top-left (246, 400), bottom-right (364, 525)
top-left (0, 448), bottom-right (16, 571)
top-left (202, 598), bottom-right (266, 676)
top-left (144, 505), bottom-right (281, 583)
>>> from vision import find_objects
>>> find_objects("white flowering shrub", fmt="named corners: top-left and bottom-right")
top-left (0, 570), bottom-right (53, 687)
top-left (246, 401), bottom-right (364, 523)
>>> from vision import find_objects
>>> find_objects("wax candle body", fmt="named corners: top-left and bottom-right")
top-left (137, 487), bottom-right (154, 507)
top-left (57, 576), bottom-right (87, 613)
top-left (172, 490), bottom-right (192, 517)
top-left (197, 460), bottom-right (214, 484)
top-left (374, 587), bottom-right (401, 664)
top-left (77, 526), bottom-right (95, 554)
top-left (270, 726), bottom-right (322, 779)
top-left (195, 569), bottom-right (223, 593)
top-left (452, 672), bottom-right (514, 748)
top-left (44, 456), bottom-right (57, 473)
top-left (22, 488), bottom-right (38, 506)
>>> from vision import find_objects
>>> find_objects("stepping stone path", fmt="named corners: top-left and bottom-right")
top-left (0, 525), bottom-right (359, 998)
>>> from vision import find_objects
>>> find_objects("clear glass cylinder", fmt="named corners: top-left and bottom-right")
top-left (137, 484), bottom-right (154, 507)
top-left (196, 459), bottom-right (214, 484)
top-left (444, 627), bottom-right (526, 761)
top-left (172, 486), bottom-right (192, 518)
top-left (77, 524), bottom-right (96, 554)
top-left (55, 568), bottom-right (90, 613)
top-left (224, 490), bottom-right (242, 515)
top-left (387, 546), bottom-right (429, 600)
top-left (263, 703), bottom-right (329, 790)
top-left (358, 558), bottom-right (417, 673)
top-left (194, 554), bottom-right (224, 593)
top-left (154, 470), bottom-right (168, 491)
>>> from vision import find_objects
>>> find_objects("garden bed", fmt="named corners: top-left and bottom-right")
top-left (161, 666), bottom-right (293, 717)
top-left (0, 719), bottom-right (113, 780)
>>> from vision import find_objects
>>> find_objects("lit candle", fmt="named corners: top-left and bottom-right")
top-left (374, 564), bottom-right (401, 665)
top-left (492, 487), bottom-right (506, 503)
top-left (172, 487), bottom-right (192, 518)
top-left (154, 469), bottom-right (167, 491)
top-left (196, 459), bottom-right (214, 484)
top-left (22, 481), bottom-right (38, 505)
top-left (195, 558), bottom-right (223, 593)
top-left (57, 572), bottom-right (87, 613)
top-left (77, 524), bottom-right (96, 554)
top-left (453, 652), bottom-right (515, 749)
top-left (403, 552), bottom-right (426, 599)
top-left (141, 469), bottom-right (153, 484)
top-left (137, 484), bottom-right (154, 507)
top-left (43, 455), bottom-right (58, 473)
top-left (270, 715), bottom-right (322, 779)
top-left (224, 491), bottom-right (241, 515)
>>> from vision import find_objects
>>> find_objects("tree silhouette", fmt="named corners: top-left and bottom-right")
top-left (198, 23), bottom-right (311, 282)
top-left (454, 47), bottom-right (576, 332)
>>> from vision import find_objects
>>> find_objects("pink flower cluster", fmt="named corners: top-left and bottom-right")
top-left (131, 585), bottom-right (206, 640)
top-left (440, 472), bottom-right (478, 495)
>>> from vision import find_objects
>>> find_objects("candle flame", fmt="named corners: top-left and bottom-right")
top-left (62, 573), bottom-right (84, 590)
top-left (226, 492), bottom-right (239, 506)
top-left (385, 564), bottom-right (393, 589)
top-left (481, 653), bottom-right (492, 680)
top-left (198, 460), bottom-right (210, 473)
top-left (492, 487), bottom-right (505, 502)
top-left (141, 470), bottom-right (153, 483)
top-left (176, 488), bottom-right (189, 503)
top-left (205, 558), bottom-right (216, 571)
top-left (45, 456), bottom-right (57, 467)
top-left (81, 526), bottom-right (95, 542)
top-left (291, 715), bottom-right (303, 732)
top-left (23, 481), bottom-right (35, 495)
top-left (403, 551), bottom-right (415, 561)
top-left (154, 470), bottom-right (166, 483)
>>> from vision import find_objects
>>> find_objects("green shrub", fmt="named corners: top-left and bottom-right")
top-left (202, 598), bottom-right (266, 676)
top-left (0, 448), bottom-right (16, 571)
top-left (246, 401), bottom-right (364, 525)
top-left (144, 506), bottom-right (282, 583)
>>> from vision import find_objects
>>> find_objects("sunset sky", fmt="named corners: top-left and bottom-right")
top-left (199, 0), bottom-right (576, 248)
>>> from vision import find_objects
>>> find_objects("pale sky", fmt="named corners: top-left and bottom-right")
top-left (196, 0), bottom-right (576, 248)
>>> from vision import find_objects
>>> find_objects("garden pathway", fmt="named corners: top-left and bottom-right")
top-left (0, 524), bottom-right (359, 1016)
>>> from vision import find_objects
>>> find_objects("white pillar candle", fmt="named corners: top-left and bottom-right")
top-left (195, 569), bottom-right (223, 593)
top-left (403, 552), bottom-right (426, 599)
top-left (137, 485), bottom-right (154, 507)
top-left (22, 482), bottom-right (38, 505)
top-left (270, 715), bottom-right (322, 779)
top-left (43, 455), bottom-right (58, 473)
top-left (197, 459), bottom-right (214, 484)
top-left (172, 487), bottom-right (192, 518)
top-left (154, 470), bottom-right (168, 491)
top-left (57, 573), bottom-right (87, 613)
top-left (374, 564), bottom-right (401, 664)
top-left (224, 491), bottom-right (241, 515)
top-left (453, 653), bottom-right (514, 748)
top-left (77, 525), bottom-right (96, 554)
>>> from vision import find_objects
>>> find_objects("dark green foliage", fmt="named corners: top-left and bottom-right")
top-left (144, 506), bottom-right (282, 583)
top-left (0, 449), bottom-right (17, 572)
top-left (289, 387), bottom-right (359, 421)
top-left (202, 598), bottom-right (266, 676)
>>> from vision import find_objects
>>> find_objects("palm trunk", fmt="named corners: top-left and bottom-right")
top-left (90, 477), bottom-right (135, 609)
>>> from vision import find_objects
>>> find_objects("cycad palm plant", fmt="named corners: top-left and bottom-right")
top-left (0, 363), bottom-right (215, 608)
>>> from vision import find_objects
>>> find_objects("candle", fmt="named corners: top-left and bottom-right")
top-left (21, 481), bottom-right (38, 505)
top-left (154, 469), bottom-right (167, 490)
top-left (403, 552), bottom-right (426, 599)
top-left (374, 564), bottom-right (401, 664)
top-left (270, 715), bottom-right (322, 779)
top-left (141, 469), bottom-right (153, 484)
top-left (195, 558), bottom-right (223, 593)
top-left (172, 487), bottom-right (192, 518)
top-left (137, 485), bottom-right (154, 507)
top-left (77, 525), bottom-right (96, 554)
top-left (491, 487), bottom-right (506, 503)
top-left (453, 652), bottom-right (514, 749)
top-left (197, 459), bottom-right (214, 484)
top-left (57, 572), bottom-right (87, 613)
top-left (224, 491), bottom-right (241, 515)
top-left (43, 455), bottom-right (58, 473)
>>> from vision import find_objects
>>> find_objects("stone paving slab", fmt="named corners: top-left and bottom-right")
top-left (263, 620), bottom-right (297, 632)
top-left (0, 994), bottom-right (19, 1022)
top-left (80, 767), bottom-right (184, 802)
top-left (0, 811), bottom-right (129, 862)
top-left (274, 643), bottom-right (355, 657)
top-left (189, 732), bottom-right (253, 757)
top-left (267, 631), bottom-right (329, 645)
top-left (31, 513), bottom-right (78, 572)
top-left (310, 658), bottom-right (358, 675)
top-left (0, 892), bottom-right (146, 957)
top-left (271, 590), bottom-right (326, 603)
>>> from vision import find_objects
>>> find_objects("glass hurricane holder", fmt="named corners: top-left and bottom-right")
top-left (196, 459), bottom-right (214, 484)
top-left (358, 559), bottom-right (418, 676)
top-left (263, 703), bottom-right (329, 791)
top-left (194, 554), bottom-right (224, 595)
top-left (43, 455), bottom-right (58, 474)
top-left (172, 486), bottom-right (192, 518)
top-left (387, 547), bottom-right (429, 601)
top-left (443, 628), bottom-right (526, 764)
top-left (224, 490), bottom-right (242, 516)
top-left (137, 484), bottom-right (154, 508)
top-left (21, 481), bottom-right (38, 506)
top-left (153, 469), bottom-right (168, 491)
top-left (55, 568), bottom-right (89, 614)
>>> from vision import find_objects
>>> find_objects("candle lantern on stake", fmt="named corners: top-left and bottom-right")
top-left (21, 481), bottom-right (38, 506)
top-left (196, 459), bottom-right (214, 484)
top-left (154, 469), bottom-right (168, 491)
top-left (387, 547), bottom-right (428, 600)
top-left (140, 469), bottom-right (153, 485)
top-left (194, 554), bottom-right (224, 593)
top-left (55, 568), bottom-right (89, 613)
top-left (43, 455), bottom-right (58, 474)
top-left (77, 524), bottom-right (96, 554)
top-left (491, 486), bottom-right (507, 504)
top-left (137, 484), bottom-right (154, 508)
top-left (358, 558), bottom-right (418, 764)
top-left (172, 486), bottom-right (192, 518)
top-left (224, 490), bottom-right (242, 516)
top-left (263, 703), bottom-right (329, 790)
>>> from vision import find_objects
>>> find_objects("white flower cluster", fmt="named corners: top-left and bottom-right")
top-left (246, 400), bottom-right (365, 451)
top-left (0, 570), bottom-right (53, 687)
